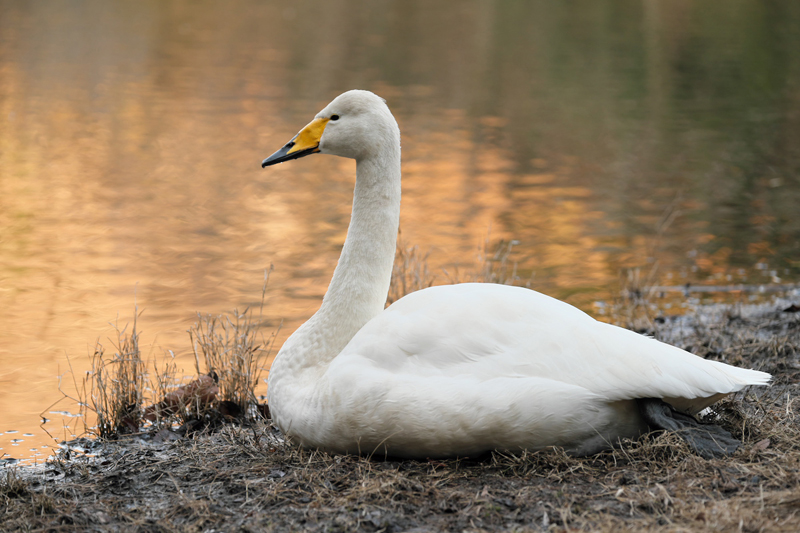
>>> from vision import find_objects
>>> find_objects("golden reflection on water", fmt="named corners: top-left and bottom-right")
top-left (2, 0), bottom-right (799, 460)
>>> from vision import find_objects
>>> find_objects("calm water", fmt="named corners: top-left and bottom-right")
top-left (1, 0), bottom-right (799, 461)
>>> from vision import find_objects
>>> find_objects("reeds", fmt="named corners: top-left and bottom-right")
top-left (188, 267), bottom-right (279, 418)
top-left (387, 240), bottom-right (435, 304)
top-left (611, 265), bottom-right (662, 330)
top-left (89, 312), bottom-right (147, 437)
top-left (471, 237), bottom-right (530, 287)
top-left (388, 232), bottom-right (530, 305)
top-left (188, 306), bottom-right (278, 417)
top-left (50, 270), bottom-right (277, 442)
top-left (51, 310), bottom-right (152, 440)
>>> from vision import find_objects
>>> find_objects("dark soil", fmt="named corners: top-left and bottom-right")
top-left (3, 298), bottom-right (799, 532)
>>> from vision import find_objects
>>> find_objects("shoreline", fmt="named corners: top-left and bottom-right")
top-left (2, 296), bottom-right (798, 532)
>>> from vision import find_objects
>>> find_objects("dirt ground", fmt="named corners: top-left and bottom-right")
top-left (2, 297), bottom-right (799, 532)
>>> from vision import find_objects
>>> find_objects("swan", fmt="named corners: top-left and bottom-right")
top-left (261, 90), bottom-right (770, 459)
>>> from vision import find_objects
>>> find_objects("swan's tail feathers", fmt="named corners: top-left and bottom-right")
top-left (667, 364), bottom-right (772, 414)
top-left (638, 398), bottom-right (740, 459)
top-left (718, 364), bottom-right (772, 388)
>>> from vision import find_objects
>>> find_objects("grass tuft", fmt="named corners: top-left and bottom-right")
top-left (389, 233), bottom-right (530, 305)
top-left (188, 306), bottom-right (278, 418)
top-left (90, 311), bottom-right (147, 437)
top-left (188, 267), bottom-right (279, 419)
top-left (48, 270), bottom-right (277, 444)
top-left (387, 239), bottom-right (435, 304)
top-left (470, 236), bottom-right (531, 287)
top-left (50, 310), bottom-right (153, 440)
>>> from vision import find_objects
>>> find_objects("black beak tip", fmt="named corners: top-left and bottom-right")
top-left (262, 141), bottom-right (317, 168)
top-left (262, 142), bottom-right (293, 168)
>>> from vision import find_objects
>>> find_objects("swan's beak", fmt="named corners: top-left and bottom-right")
top-left (262, 117), bottom-right (330, 167)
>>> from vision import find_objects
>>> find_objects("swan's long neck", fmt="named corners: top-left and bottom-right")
top-left (319, 154), bottom-right (401, 331)
top-left (274, 140), bottom-right (401, 373)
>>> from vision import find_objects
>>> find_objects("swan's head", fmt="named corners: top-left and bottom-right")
top-left (262, 90), bottom-right (399, 167)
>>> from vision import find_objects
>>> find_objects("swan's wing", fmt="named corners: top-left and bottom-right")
top-left (339, 283), bottom-right (770, 412)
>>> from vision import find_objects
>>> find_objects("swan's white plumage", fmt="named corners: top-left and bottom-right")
top-left (264, 90), bottom-right (770, 459)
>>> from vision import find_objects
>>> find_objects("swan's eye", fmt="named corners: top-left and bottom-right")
top-left (330, 114), bottom-right (340, 121)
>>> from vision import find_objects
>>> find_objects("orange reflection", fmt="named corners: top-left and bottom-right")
top-left (2, 0), bottom-right (799, 461)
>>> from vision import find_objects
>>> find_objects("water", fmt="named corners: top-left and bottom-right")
top-left (1, 0), bottom-right (798, 460)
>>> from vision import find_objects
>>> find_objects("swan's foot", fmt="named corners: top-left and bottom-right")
top-left (637, 398), bottom-right (740, 459)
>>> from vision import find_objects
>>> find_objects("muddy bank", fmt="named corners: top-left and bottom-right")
top-left (2, 298), bottom-right (799, 532)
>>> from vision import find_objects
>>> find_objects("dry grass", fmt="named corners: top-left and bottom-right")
top-left (92, 314), bottom-right (148, 437)
top-left (189, 267), bottom-right (278, 415)
top-left (387, 240), bottom-right (435, 305)
top-left (388, 233), bottom-right (531, 305)
top-left (51, 310), bottom-right (153, 440)
top-left (612, 266), bottom-right (663, 331)
top-left (446, 234), bottom-right (532, 288)
top-left (188, 309), bottom-right (278, 419)
top-left (48, 269), bottom-right (276, 445)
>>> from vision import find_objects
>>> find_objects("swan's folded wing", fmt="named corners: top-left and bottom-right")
top-left (342, 283), bottom-right (770, 413)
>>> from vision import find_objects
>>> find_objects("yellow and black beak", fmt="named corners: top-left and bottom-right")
top-left (262, 117), bottom-right (330, 167)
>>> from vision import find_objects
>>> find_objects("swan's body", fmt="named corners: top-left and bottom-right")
top-left (263, 90), bottom-right (770, 458)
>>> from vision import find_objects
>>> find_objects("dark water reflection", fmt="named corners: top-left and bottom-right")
top-left (1, 0), bottom-right (798, 458)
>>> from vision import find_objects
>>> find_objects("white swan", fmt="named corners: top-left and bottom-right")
top-left (262, 90), bottom-right (770, 459)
